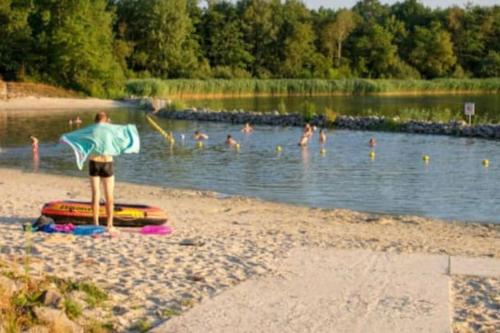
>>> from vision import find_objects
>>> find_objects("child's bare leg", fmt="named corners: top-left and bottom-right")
top-left (90, 177), bottom-right (100, 225)
top-left (102, 176), bottom-right (115, 230)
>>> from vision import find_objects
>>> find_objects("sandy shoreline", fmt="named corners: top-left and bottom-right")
top-left (0, 168), bottom-right (498, 331)
top-left (0, 97), bottom-right (136, 110)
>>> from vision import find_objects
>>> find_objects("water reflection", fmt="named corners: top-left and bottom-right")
top-left (300, 146), bottom-right (310, 171)
top-left (184, 94), bottom-right (500, 123)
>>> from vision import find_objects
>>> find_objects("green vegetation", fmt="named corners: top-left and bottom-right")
top-left (1, 1), bottom-right (499, 97)
top-left (301, 101), bottom-right (317, 122)
top-left (132, 318), bottom-right (153, 333)
top-left (166, 100), bottom-right (188, 112)
top-left (161, 308), bottom-right (181, 318)
top-left (85, 320), bottom-right (114, 333)
top-left (49, 278), bottom-right (108, 308)
top-left (64, 298), bottom-right (82, 320)
top-left (0, 259), bottom-right (112, 332)
top-left (277, 99), bottom-right (287, 114)
top-left (323, 107), bottom-right (338, 122)
top-left (126, 78), bottom-right (500, 98)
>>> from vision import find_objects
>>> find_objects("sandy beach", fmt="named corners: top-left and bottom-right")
top-left (0, 168), bottom-right (498, 332)
top-left (0, 97), bottom-right (135, 110)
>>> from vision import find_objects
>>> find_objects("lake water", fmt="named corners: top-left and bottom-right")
top-left (0, 103), bottom-right (499, 224)
top-left (184, 94), bottom-right (500, 123)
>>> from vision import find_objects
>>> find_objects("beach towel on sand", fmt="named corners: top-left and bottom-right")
top-left (60, 123), bottom-right (140, 170)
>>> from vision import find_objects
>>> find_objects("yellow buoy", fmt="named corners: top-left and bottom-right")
top-left (197, 141), bottom-right (204, 148)
top-left (369, 151), bottom-right (375, 159)
top-left (235, 143), bottom-right (240, 150)
top-left (320, 148), bottom-right (326, 155)
top-left (276, 145), bottom-right (283, 152)
top-left (422, 155), bottom-right (430, 162)
top-left (482, 159), bottom-right (489, 167)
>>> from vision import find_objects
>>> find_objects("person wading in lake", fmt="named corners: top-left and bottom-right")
top-left (60, 111), bottom-right (140, 233)
top-left (319, 129), bottom-right (327, 144)
top-left (241, 123), bottom-right (253, 133)
top-left (298, 133), bottom-right (309, 147)
top-left (225, 134), bottom-right (238, 146)
top-left (193, 130), bottom-right (209, 141)
top-left (303, 123), bottom-right (313, 138)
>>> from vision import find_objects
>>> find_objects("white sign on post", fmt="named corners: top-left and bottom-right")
top-left (464, 102), bottom-right (475, 125)
top-left (464, 103), bottom-right (475, 116)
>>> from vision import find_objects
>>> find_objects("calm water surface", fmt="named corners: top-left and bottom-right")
top-left (0, 107), bottom-right (499, 223)
top-left (184, 94), bottom-right (500, 123)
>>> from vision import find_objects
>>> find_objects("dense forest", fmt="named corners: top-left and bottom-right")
top-left (0, 0), bottom-right (499, 96)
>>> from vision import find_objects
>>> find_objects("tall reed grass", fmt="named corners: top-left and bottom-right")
top-left (126, 78), bottom-right (500, 98)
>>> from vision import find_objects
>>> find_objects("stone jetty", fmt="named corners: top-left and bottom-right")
top-left (153, 106), bottom-right (500, 140)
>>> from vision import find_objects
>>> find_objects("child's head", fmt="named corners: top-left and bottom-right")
top-left (94, 112), bottom-right (108, 123)
top-left (227, 134), bottom-right (232, 139)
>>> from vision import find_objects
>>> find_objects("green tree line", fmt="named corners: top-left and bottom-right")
top-left (0, 0), bottom-right (499, 97)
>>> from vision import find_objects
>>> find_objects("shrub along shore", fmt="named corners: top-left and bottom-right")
top-left (154, 107), bottom-right (500, 140)
top-left (127, 78), bottom-right (500, 99)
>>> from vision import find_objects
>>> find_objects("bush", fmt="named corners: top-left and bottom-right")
top-left (277, 99), bottom-right (287, 114)
top-left (301, 101), bottom-right (316, 122)
top-left (212, 66), bottom-right (233, 79)
top-left (324, 107), bottom-right (337, 122)
top-left (166, 100), bottom-right (187, 111)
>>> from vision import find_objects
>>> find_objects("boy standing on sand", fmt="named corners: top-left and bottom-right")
top-left (88, 113), bottom-right (115, 230)
top-left (60, 112), bottom-right (140, 232)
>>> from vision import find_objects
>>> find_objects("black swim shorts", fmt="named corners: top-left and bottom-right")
top-left (89, 160), bottom-right (114, 177)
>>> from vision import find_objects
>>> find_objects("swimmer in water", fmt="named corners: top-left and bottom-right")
top-left (193, 130), bottom-right (209, 141)
top-left (303, 123), bottom-right (313, 138)
top-left (225, 134), bottom-right (238, 146)
top-left (369, 137), bottom-right (376, 147)
top-left (241, 123), bottom-right (253, 133)
top-left (319, 129), bottom-right (327, 144)
top-left (298, 134), bottom-right (309, 147)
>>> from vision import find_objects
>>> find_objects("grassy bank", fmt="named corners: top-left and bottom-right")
top-left (126, 78), bottom-right (500, 99)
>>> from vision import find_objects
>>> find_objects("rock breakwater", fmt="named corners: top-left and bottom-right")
top-left (155, 108), bottom-right (500, 140)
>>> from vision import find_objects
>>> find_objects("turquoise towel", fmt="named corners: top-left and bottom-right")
top-left (60, 123), bottom-right (140, 170)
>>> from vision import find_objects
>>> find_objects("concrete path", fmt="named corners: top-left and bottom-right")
top-left (153, 249), bottom-right (462, 333)
top-left (450, 256), bottom-right (500, 277)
